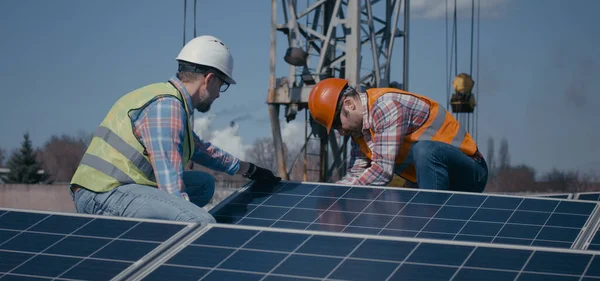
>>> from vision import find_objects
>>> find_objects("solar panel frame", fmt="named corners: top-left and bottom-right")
top-left (210, 180), bottom-right (600, 251)
top-left (530, 193), bottom-right (574, 199)
top-left (576, 192), bottom-right (600, 202)
top-left (580, 208), bottom-right (600, 251)
top-left (127, 223), bottom-right (600, 281)
top-left (0, 207), bottom-right (196, 281)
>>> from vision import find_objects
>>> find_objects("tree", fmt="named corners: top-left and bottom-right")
top-left (0, 147), bottom-right (5, 168)
top-left (540, 168), bottom-right (597, 192)
top-left (487, 164), bottom-right (536, 192)
top-left (246, 137), bottom-right (277, 172)
top-left (486, 137), bottom-right (495, 178)
top-left (5, 133), bottom-right (47, 184)
top-left (39, 133), bottom-right (90, 183)
top-left (499, 138), bottom-right (510, 171)
top-left (245, 136), bottom-right (320, 181)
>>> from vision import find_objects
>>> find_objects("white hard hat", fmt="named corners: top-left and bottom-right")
top-left (176, 35), bottom-right (236, 84)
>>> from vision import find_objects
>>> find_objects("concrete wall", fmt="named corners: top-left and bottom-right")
top-left (0, 184), bottom-right (76, 213)
top-left (0, 184), bottom-right (238, 214)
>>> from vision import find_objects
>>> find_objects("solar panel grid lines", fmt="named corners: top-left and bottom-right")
top-left (210, 181), bottom-right (600, 250)
top-left (0, 207), bottom-right (194, 281)
top-left (113, 222), bottom-right (209, 281)
top-left (135, 223), bottom-right (600, 281)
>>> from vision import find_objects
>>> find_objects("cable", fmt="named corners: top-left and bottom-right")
top-left (183, 0), bottom-right (187, 46)
top-left (475, 0), bottom-right (480, 143)
top-left (194, 0), bottom-right (197, 37)
top-left (446, 0), bottom-right (449, 109)
top-left (454, 0), bottom-right (457, 77)
top-left (470, 0), bottom-right (474, 76)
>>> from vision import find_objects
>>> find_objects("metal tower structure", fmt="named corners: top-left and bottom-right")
top-left (267, 0), bottom-right (410, 182)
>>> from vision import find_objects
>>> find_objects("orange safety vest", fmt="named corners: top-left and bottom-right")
top-left (352, 88), bottom-right (478, 184)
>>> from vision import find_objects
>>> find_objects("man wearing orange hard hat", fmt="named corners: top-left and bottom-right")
top-left (307, 78), bottom-right (488, 192)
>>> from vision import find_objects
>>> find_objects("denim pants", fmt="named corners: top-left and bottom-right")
top-left (70, 171), bottom-right (217, 224)
top-left (406, 140), bottom-right (488, 192)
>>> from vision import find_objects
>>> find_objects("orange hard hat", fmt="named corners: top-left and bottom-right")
top-left (308, 78), bottom-right (349, 133)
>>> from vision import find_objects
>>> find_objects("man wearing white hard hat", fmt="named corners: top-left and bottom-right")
top-left (69, 36), bottom-right (280, 223)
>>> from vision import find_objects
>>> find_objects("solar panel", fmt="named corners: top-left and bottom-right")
top-left (0, 207), bottom-right (194, 281)
top-left (132, 224), bottom-right (600, 281)
top-left (589, 232), bottom-right (600, 251)
top-left (210, 181), bottom-right (600, 250)
top-left (577, 192), bottom-right (600, 202)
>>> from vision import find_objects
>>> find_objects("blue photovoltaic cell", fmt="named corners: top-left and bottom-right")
top-left (140, 224), bottom-right (600, 281)
top-left (589, 230), bottom-right (600, 251)
top-left (211, 181), bottom-right (599, 249)
top-left (578, 192), bottom-right (600, 202)
top-left (0, 208), bottom-right (189, 281)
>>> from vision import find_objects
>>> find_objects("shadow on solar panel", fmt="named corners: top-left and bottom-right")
top-left (210, 180), bottom-right (600, 252)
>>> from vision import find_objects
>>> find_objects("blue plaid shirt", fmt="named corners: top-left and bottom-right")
top-left (129, 75), bottom-right (240, 199)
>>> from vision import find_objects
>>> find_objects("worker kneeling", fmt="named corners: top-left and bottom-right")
top-left (69, 35), bottom-right (280, 224)
top-left (308, 78), bottom-right (488, 192)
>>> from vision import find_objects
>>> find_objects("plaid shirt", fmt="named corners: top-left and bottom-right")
top-left (130, 76), bottom-right (240, 199)
top-left (337, 92), bottom-right (430, 186)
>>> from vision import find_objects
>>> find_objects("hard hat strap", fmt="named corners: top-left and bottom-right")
top-left (178, 61), bottom-right (212, 74)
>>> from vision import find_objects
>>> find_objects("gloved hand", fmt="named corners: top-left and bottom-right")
top-left (243, 163), bottom-right (282, 184)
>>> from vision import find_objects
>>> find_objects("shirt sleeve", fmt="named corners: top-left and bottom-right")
top-left (336, 140), bottom-right (370, 184)
top-left (346, 99), bottom-right (408, 186)
top-left (191, 133), bottom-right (240, 175)
top-left (132, 96), bottom-right (189, 199)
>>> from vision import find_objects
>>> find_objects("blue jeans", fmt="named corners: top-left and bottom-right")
top-left (70, 171), bottom-right (216, 223)
top-left (406, 140), bottom-right (488, 192)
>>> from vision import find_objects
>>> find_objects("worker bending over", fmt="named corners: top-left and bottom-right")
top-left (308, 78), bottom-right (488, 192)
top-left (69, 35), bottom-right (280, 223)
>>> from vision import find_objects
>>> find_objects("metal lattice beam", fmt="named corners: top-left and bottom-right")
top-left (267, 0), bottom-right (409, 182)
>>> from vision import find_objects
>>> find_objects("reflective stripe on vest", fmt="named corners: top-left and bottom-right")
top-left (79, 126), bottom-right (156, 184)
top-left (79, 154), bottom-right (134, 184)
top-left (419, 105), bottom-right (468, 148)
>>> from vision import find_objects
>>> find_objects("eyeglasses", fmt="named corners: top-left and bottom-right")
top-left (217, 76), bottom-right (230, 93)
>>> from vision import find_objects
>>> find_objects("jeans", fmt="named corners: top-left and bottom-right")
top-left (70, 171), bottom-right (217, 224)
top-left (407, 140), bottom-right (488, 192)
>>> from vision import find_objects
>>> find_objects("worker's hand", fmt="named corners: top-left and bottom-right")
top-left (244, 163), bottom-right (282, 184)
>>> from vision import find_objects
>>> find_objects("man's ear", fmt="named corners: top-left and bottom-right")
top-left (203, 72), bottom-right (214, 85)
top-left (343, 97), bottom-right (356, 110)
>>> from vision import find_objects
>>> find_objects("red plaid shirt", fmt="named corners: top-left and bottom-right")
top-left (337, 92), bottom-right (430, 186)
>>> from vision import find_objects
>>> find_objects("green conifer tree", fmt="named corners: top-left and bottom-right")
top-left (6, 133), bottom-right (46, 183)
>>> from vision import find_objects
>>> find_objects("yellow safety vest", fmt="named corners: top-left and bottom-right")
top-left (70, 81), bottom-right (195, 192)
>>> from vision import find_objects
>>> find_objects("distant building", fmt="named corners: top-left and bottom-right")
top-left (0, 168), bottom-right (8, 184)
top-left (0, 168), bottom-right (47, 184)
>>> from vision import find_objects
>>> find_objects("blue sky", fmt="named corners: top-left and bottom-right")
top-left (1, 0), bottom-right (599, 176)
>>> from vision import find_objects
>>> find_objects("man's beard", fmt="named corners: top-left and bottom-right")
top-left (196, 101), bottom-right (212, 113)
